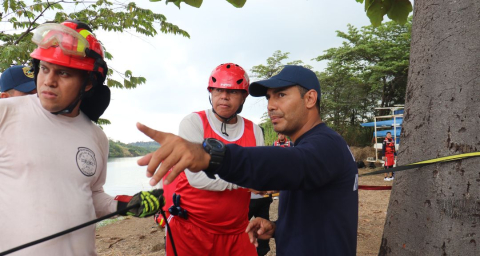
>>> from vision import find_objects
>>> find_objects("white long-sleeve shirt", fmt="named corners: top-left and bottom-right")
top-left (0, 95), bottom-right (117, 256)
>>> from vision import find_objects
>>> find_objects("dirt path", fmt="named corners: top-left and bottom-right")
top-left (96, 168), bottom-right (391, 255)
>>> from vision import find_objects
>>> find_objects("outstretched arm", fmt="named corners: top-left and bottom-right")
top-left (178, 114), bottom-right (240, 191)
top-left (137, 122), bottom-right (210, 186)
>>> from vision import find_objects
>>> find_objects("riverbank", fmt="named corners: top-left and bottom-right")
top-left (96, 168), bottom-right (391, 255)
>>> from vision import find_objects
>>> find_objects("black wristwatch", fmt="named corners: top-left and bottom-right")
top-left (202, 138), bottom-right (226, 179)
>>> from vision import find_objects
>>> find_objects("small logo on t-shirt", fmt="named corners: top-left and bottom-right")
top-left (76, 147), bottom-right (97, 176)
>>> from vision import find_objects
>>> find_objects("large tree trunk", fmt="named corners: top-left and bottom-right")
top-left (379, 1), bottom-right (480, 255)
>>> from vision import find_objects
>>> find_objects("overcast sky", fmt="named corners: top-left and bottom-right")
top-left (7, 0), bottom-right (373, 142)
top-left (98, 0), bottom-right (373, 143)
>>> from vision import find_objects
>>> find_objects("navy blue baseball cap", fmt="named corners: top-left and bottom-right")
top-left (249, 65), bottom-right (320, 98)
top-left (0, 65), bottom-right (36, 93)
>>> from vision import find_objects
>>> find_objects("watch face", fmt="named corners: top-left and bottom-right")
top-left (205, 138), bottom-right (225, 153)
top-left (210, 139), bottom-right (224, 150)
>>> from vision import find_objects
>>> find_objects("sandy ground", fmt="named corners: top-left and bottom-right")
top-left (96, 168), bottom-right (391, 256)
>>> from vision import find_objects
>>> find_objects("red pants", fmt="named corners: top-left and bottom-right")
top-left (166, 216), bottom-right (257, 256)
top-left (384, 154), bottom-right (395, 167)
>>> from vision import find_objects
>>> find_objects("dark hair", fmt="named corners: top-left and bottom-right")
top-left (386, 132), bottom-right (392, 134)
top-left (296, 85), bottom-right (320, 113)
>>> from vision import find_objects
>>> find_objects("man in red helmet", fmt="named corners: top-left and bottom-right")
top-left (162, 63), bottom-right (262, 256)
top-left (0, 21), bottom-right (161, 255)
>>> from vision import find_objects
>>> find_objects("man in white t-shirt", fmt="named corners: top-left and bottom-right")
top-left (0, 21), bottom-right (161, 256)
top-left (163, 63), bottom-right (263, 256)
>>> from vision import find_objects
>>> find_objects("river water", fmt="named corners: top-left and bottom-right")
top-left (103, 156), bottom-right (160, 196)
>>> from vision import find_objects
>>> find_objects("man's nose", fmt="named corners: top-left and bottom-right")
top-left (267, 98), bottom-right (277, 111)
top-left (42, 72), bottom-right (58, 88)
top-left (219, 90), bottom-right (230, 99)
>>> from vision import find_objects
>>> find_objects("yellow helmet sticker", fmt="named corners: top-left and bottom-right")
top-left (77, 29), bottom-right (92, 53)
top-left (22, 66), bottom-right (34, 78)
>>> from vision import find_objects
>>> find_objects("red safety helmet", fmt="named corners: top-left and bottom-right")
top-left (30, 20), bottom-right (109, 122)
top-left (30, 21), bottom-right (105, 73)
top-left (208, 63), bottom-right (249, 94)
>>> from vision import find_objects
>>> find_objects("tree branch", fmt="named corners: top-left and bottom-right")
top-left (13, 1), bottom-right (54, 45)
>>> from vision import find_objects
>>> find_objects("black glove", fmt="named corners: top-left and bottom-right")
top-left (116, 189), bottom-right (164, 218)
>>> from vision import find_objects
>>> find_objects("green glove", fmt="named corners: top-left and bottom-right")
top-left (123, 189), bottom-right (164, 218)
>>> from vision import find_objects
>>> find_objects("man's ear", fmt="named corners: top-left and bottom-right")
top-left (242, 92), bottom-right (248, 104)
top-left (85, 82), bottom-right (93, 92)
top-left (0, 92), bottom-right (10, 98)
top-left (304, 89), bottom-right (318, 109)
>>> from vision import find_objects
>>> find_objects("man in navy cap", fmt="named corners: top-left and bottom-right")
top-left (135, 65), bottom-right (359, 255)
top-left (0, 65), bottom-right (37, 98)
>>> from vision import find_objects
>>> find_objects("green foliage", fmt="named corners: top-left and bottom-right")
top-left (356, 0), bottom-right (413, 27)
top-left (96, 118), bottom-right (112, 129)
top-left (250, 50), bottom-right (313, 80)
top-left (151, 0), bottom-right (246, 8)
top-left (251, 19), bottom-right (411, 146)
top-left (129, 141), bottom-right (161, 151)
top-left (0, 0), bottom-right (190, 91)
top-left (226, 0), bottom-right (247, 8)
top-left (108, 140), bottom-right (160, 157)
top-left (250, 50), bottom-right (312, 144)
top-left (150, 0), bottom-right (410, 27)
top-left (314, 18), bottom-right (411, 145)
top-left (259, 112), bottom-right (277, 146)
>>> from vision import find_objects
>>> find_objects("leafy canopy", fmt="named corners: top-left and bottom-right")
top-left (0, 0), bottom-right (189, 90)
top-left (356, 0), bottom-right (412, 27)
top-left (314, 17), bottom-right (411, 145)
top-left (150, 0), bottom-right (247, 8)
top-left (150, 0), bottom-right (412, 27)
top-left (251, 18), bottom-right (411, 146)
top-left (250, 50), bottom-right (312, 145)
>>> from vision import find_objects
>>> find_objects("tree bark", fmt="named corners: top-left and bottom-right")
top-left (380, 0), bottom-right (480, 255)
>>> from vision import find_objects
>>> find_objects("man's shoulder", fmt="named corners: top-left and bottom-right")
top-left (311, 123), bottom-right (341, 138)
top-left (76, 114), bottom-right (108, 142)
top-left (0, 94), bottom-right (36, 105)
top-left (237, 114), bottom-right (258, 128)
top-left (89, 123), bottom-right (109, 148)
top-left (304, 124), bottom-right (348, 147)
top-left (0, 95), bottom-right (38, 116)
top-left (181, 111), bottom-right (204, 125)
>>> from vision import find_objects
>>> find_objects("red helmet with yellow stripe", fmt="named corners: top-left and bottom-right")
top-left (30, 21), bottom-right (106, 73)
top-left (30, 20), bottom-right (109, 122)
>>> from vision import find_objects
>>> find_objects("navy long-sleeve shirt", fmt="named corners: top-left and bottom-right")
top-left (216, 123), bottom-right (358, 256)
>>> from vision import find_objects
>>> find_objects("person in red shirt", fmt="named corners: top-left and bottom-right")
top-left (382, 132), bottom-right (397, 181)
top-left (273, 133), bottom-right (292, 147)
top-left (163, 63), bottom-right (263, 256)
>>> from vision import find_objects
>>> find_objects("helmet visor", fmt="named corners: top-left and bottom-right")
top-left (32, 23), bottom-right (90, 57)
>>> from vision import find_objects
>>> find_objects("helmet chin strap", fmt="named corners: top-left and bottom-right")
top-left (209, 95), bottom-right (243, 137)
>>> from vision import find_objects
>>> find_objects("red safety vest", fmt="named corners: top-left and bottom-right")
top-left (384, 138), bottom-right (395, 155)
top-left (174, 110), bottom-right (257, 234)
top-left (274, 140), bottom-right (291, 147)
top-left (383, 138), bottom-right (396, 167)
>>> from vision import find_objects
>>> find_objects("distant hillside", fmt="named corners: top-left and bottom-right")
top-left (109, 140), bottom-right (160, 158)
top-left (128, 141), bottom-right (160, 151)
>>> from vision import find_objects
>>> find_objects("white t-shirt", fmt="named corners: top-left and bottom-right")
top-left (179, 108), bottom-right (264, 192)
top-left (0, 95), bottom-right (117, 256)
